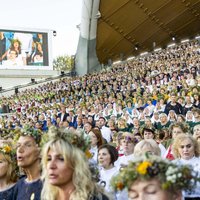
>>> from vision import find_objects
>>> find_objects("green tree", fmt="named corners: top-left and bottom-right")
top-left (53, 55), bottom-right (74, 71)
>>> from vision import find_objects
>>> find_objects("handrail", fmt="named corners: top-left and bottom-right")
top-left (0, 71), bottom-right (76, 94)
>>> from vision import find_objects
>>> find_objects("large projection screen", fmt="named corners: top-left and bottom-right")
top-left (0, 27), bottom-right (53, 70)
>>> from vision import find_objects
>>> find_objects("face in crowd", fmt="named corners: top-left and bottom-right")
top-left (46, 148), bottom-right (73, 187)
top-left (16, 135), bottom-right (40, 168)
top-left (193, 124), bottom-right (200, 142)
top-left (129, 179), bottom-right (181, 200)
top-left (121, 134), bottom-right (136, 156)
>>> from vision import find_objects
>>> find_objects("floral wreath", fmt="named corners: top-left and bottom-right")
top-left (111, 155), bottom-right (200, 192)
top-left (14, 125), bottom-right (42, 144)
top-left (119, 134), bottom-right (138, 144)
top-left (41, 126), bottom-right (92, 159)
top-left (0, 144), bottom-right (14, 157)
top-left (0, 143), bottom-right (19, 180)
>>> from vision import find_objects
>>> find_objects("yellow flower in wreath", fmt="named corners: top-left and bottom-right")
top-left (85, 150), bottom-right (92, 159)
top-left (136, 161), bottom-right (152, 175)
top-left (3, 145), bottom-right (11, 153)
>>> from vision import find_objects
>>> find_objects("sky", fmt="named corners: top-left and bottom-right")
top-left (0, 0), bottom-right (82, 58)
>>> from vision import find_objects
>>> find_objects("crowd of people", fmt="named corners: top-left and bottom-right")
top-left (0, 39), bottom-right (199, 199)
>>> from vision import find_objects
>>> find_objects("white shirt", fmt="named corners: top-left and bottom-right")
top-left (186, 78), bottom-right (196, 87)
top-left (115, 154), bottom-right (135, 169)
top-left (99, 166), bottom-right (118, 193)
top-left (100, 126), bottom-right (112, 143)
top-left (146, 105), bottom-right (155, 115)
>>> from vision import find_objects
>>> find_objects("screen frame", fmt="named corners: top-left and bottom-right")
top-left (0, 26), bottom-right (53, 70)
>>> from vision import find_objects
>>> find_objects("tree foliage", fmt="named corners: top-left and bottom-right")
top-left (53, 55), bottom-right (74, 71)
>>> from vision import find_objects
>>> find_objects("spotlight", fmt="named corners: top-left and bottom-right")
top-left (134, 44), bottom-right (139, 51)
top-left (31, 78), bottom-right (35, 83)
top-left (53, 30), bottom-right (57, 36)
top-left (15, 87), bottom-right (19, 95)
top-left (61, 71), bottom-right (65, 76)
top-left (172, 37), bottom-right (176, 41)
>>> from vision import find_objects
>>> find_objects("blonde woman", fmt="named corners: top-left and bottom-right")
top-left (117, 118), bottom-right (129, 132)
top-left (134, 139), bottom-right (161, 157)
top-left (111, 156), bottom-right (199, 200)
top-left (41, 127), bottom-right (109, 200)
top-left (0, 143), bottom-right (18, 199)
top-left (164, 122), bottom-right (188, 160)
top-left (173, 134), bottom-right (200, 199)
top-left (140, 127), bottom-right (166, 157)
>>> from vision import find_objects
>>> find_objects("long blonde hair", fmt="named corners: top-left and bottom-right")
top-left (0, 153), bottom-right (17, 184)
top-left (41, 137), bottom-right (96, 200)
top-left (134, 139), bottom-right (161, 157)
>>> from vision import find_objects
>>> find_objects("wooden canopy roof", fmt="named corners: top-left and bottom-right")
top-left (96, 0), bottom-right (200, 64)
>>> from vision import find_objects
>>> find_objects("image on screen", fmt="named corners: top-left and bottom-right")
top-left (0, 29), bottom-right (49, 67)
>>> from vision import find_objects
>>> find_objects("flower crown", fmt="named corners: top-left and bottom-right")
top-left (0, 144), bottom-right (13, 156)
top-left (120, 135), bottom-right (138, 144)
top-left (20, 125), bottom-right (42, 144)
top-left (41, 126), bottom-right (92, 158)
top-left (0, 143), bottom-right (19, 181)
top-left (0, 144), bottom-right (16, 160)
top-left (111, 156), bottom-right (199, 192)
